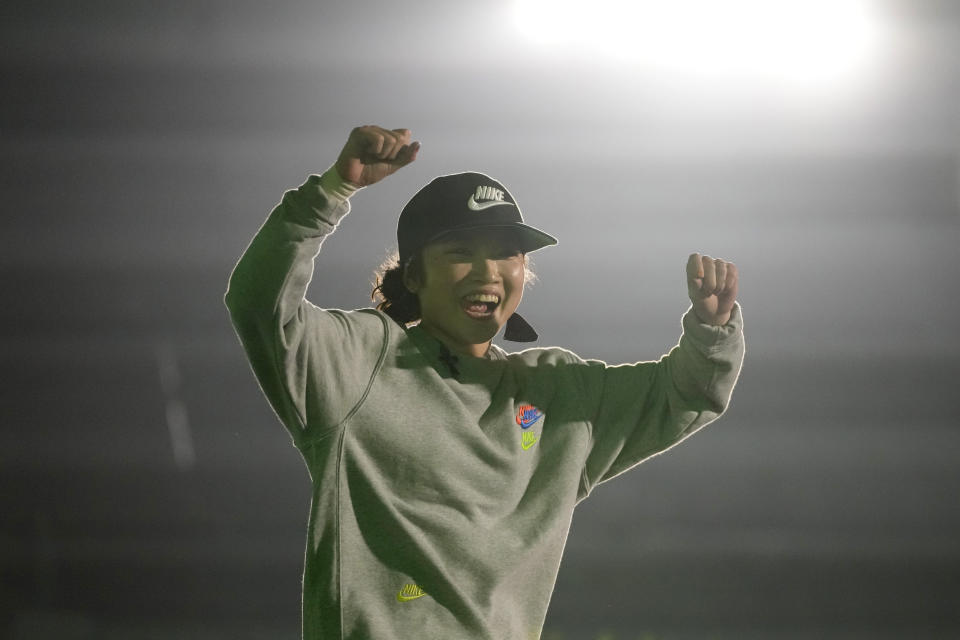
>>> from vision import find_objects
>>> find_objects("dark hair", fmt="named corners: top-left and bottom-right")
top-left (371, 251), bottom-right (423, 325)
top-left (371, 249), bottom-right (537, 326)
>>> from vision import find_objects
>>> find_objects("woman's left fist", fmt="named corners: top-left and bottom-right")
top-left (686, 253), bottom-right (739, 326)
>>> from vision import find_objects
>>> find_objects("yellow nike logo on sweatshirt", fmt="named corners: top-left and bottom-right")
top-left (397, 583), bottom-right (427, 602)
top-left (521, 431), bottom-right (539, 450)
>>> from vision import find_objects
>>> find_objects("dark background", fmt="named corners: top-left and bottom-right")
top-left (2, 1), bottom-right (958, 638)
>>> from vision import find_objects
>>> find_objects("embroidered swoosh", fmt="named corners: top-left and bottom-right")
top-left (521, 431), bottom-right (539, 450)
top-left (397, 584), bottom-right (428, 602)
top-left (519, 414), bottom-right (541, 428)
top-left (467, 195), bottom-right (515, 211)
top-left (517, 406), bottom-right (544, 428)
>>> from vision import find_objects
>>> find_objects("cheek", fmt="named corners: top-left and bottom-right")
top-left (422, 264), bottom-right (467, 300)
top-left (451, 264), bottom-right (474, 282)
top-left (504, 263), bottom-right (526, 299)
top-left (508, 259), bottom-right (525, 281)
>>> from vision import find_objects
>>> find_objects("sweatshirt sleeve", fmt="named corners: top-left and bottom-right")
top-left (575, 302), bottom-right (745, 500)
top-left (223, 169), bottom-right (387, 448)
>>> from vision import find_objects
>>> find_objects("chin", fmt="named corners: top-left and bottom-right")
top-left (464, 326), bottom-right (499, 345)
top-left (459, 320), bottom-right (500, 345)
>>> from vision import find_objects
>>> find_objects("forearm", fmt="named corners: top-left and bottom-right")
top-left (223, 167), bottom-right (360, 318)
top-left (667, 301), bottom-right (745, 415)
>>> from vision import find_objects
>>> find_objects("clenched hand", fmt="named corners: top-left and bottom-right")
top-left (335, 125), bottom-right (420, 188)
top-left (686, 253), bottom-right (739, 326)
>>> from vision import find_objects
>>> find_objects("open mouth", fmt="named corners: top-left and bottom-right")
top-left (460, 293), bottom-right (500, 320)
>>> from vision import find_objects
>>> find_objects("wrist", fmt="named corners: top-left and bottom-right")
top-left (319, 165), bottom-right (363, 202)
top-left (692, 304), bottom-right (731, 326)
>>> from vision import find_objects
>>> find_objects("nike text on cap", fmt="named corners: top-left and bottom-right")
top-left (397, 172), bottom-right (558, 268)
top-left (396, 171), bottom-right (558, 343)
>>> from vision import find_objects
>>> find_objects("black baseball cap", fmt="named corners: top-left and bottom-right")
top-left (397, 172), bottom-right (558, 267)
top-left (397, 172), bottom-right (558, 342)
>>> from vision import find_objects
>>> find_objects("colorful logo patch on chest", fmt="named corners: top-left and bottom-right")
top-left (515, 405), bottom-right (544, 450)
top-left (515, 405), bottom-right (543, 429)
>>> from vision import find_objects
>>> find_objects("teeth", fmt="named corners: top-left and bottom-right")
top-left (464, 293), bottom-right (499, 304)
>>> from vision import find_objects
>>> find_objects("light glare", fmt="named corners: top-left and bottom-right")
top-left (512, 0), bottom-right (881, 86)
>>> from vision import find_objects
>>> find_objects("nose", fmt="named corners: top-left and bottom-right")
top-left (472, 255), bottom-right (500, 282)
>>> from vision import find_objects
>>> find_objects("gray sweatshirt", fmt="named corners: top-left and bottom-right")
top-left (224, 169), bottom-right (746, 640)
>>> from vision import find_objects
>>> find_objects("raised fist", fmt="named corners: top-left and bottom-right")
top-left (335, 125), bottom-right (420, 188)
top-left (686, 253), bottom-right (739, 326)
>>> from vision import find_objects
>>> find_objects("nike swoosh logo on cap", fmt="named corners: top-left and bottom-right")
top-left (467, 195), bottom-right (516, 211)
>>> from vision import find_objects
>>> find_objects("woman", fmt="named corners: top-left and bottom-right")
top-left (225, 125), bottom-right (745, 639)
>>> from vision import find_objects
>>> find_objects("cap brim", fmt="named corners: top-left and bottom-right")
top-left (425, 222), bottom-right (558, 254)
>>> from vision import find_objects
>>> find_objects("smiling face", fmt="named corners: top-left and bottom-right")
top-left (404, 228), bottom-right (526, 358)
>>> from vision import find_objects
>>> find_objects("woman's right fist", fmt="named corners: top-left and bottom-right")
top-left (335, 126), bottom-right (420, 187)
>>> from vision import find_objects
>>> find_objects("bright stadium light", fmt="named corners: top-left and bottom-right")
top-left (512, 0), bottom-right (882, 87)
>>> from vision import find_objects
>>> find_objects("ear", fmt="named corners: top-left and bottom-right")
top-left (402, 264), bottom-right (420, 294)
